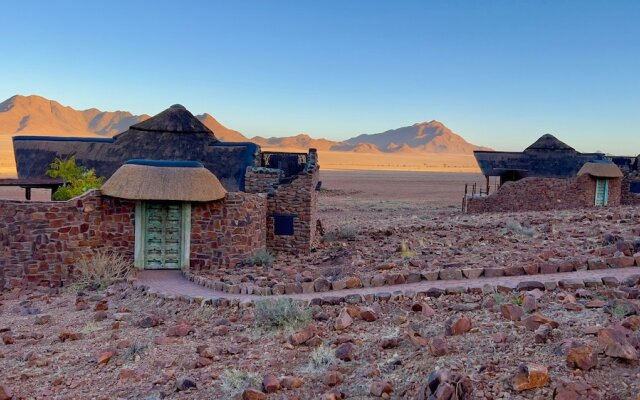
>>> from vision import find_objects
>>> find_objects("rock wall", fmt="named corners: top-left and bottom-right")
top-left (266, 150), bottom-right (319, 254)
top-left (0, 190), bottom-right (135, 289)
top-left (189, 192), bottom-right (267, 270)
top-left (244, 167), bottom-right (282, 194)
top-left (467, 174), bottom-right (622, 213)
top-left (621, 172), bottom-right (640, 205)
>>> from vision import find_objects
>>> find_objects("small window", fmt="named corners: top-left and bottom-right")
top-left (630, 181), bottom-right (640, 194)
top-left (273, 214), bottom-right (295, 235)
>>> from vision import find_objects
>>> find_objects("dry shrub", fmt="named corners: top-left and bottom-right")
top-left (254, 298), bottom-right (312, 332)
top-left (70, 249), bottom-right (133, 291)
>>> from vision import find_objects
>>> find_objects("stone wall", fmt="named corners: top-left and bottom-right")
top-left (244, 167), bottom-right (282, 194)
top-left (0, 190), bottom-right (135, 289)
top-left (467, 174), bottom-right (622, 213)
top-left (621, 172), bottom-right (640, 205)
top-left (189, 192), bottom-right (267, 271)
top-left (266, 150), bottom-right (319, 254)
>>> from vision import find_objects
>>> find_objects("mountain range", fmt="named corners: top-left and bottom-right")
top-left (0, 95), bottom-right (489, 154)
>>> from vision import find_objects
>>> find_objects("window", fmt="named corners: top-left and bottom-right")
top-left (273, 214), bottom-right (295, 235)
top-left (630, 181), bottom-right (640, 194)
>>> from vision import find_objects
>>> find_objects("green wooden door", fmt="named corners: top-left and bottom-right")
top-left (595, 178), bottom-right (609, 206)
top-left (144, 202), bottom-right (182, 269)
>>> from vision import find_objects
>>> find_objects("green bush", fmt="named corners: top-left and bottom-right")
top-left (47, 156), bottom-right (105, 201)
top-left (254, 298), bottom-right (312, 331)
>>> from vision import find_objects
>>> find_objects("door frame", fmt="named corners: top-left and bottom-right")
top-left (134, 201), bottom-right (191, 269)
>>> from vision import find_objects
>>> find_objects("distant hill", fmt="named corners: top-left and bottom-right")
top-left (0, 95), bottom-right (489, 155)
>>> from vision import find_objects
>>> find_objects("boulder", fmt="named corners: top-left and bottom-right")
top-left (513, 363), bottom-right (549, 391)
top-left (445, 314), bottom-right (472, 336)
top-left (598, 326), bottom-right (639, 360)
top-left (566, 345), bottom-right (597, 370)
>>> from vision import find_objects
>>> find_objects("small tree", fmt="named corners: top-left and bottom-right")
top-left (46, 156), bottom-right (105, 201)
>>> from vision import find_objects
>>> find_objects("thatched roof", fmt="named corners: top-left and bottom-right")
top-left (524, 134), bottom-right (575, 153)
top-left (128, 104), bottom-right (214, 135)
top-left (577, 161), bottom-right (623, 178)
top-left (101, 160), bottom-right (227, 201)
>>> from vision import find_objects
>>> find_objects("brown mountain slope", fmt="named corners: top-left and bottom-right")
top-left (0, 95), bottom-right (148, 137)
top-left (196, 113), bottom-right (248, 142)
top-left (251, 134), bottom-right (339, 151)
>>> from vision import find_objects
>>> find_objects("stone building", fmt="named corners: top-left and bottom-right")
top-left (466, 134), bottom-right (636, 213)
top-left (0, 105), bottom-right (319, 289)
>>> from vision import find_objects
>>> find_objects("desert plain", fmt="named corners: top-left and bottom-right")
top-left (0, 170), bottom-right (639, 400)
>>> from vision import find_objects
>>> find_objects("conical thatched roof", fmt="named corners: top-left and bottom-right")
top-left (524, 134), bottom-right (575, 153)
top-left (577, 161), bottom-right (623, 178)
top-left (130, 104), bottom-right (214, 135)
top-left (101, 160), bottom-right (227, 201)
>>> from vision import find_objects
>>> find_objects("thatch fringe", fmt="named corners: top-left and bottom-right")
top-left (577, 162), bottom-right (623, 178)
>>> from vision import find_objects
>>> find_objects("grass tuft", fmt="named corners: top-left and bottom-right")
top-left (69, 249), bottom-right (133, 292)
top-left (220, 368), bottom-right (262, 395)
top-left (254, 298), bottom-right (312, 332)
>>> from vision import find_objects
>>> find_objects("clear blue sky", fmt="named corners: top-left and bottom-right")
top-left (0, 1), bottom-right (638, 154)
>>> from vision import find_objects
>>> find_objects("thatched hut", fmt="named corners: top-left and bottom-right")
top-left (101, 160), bottom-right (230, 269)
top-left (577, 161), bottom-right (623, 206)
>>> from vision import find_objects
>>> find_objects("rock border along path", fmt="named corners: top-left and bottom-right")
top-left (135, 267), bottom-right (640, 304)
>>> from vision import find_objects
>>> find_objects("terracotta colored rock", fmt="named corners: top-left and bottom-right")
top-left (1, 334), bottom-right (14, 345)
top-left (58, 329), bottom-right (82, 342)
top-left (280, 376), bottom-right (304, 390)
top-left (359, 307), bottom-right (378, 322)
top-left (418, 369), bottom-right (473, 400)
top-left (97, 350), bottom-right (115, 365)
top-left (345, 276), bottom-right (363, 289)
top-left (521, 294), bottom-right (537, 313)
top-left (34, 314), bottom-right (52, 325)
top-left (513, 363), bottom-right (549, 391)
top-left (501, 304), bottom-right (524, 321)
top-left (94, 300), bottom-right (108, 311)
top-left (119, 368), bottom-right (143, 382)
top-left (166, 322), bottom-right (193, 337)
top-left (429, 336), bottom-right (448, 357)
top-left (262, 374), bottom-right (281, 393)
top-left (380, 337), bottom-right (399, 349)
top-left (242, 388), bottom-right (266, 400)
top-left (334, 308), bottom-right (353, 330)
top-left (444, 314), bottom-right (472, 336)
top-left (598, 326), bottom-right (639, 360)
top-left (0, 384), bottom-right (12, 400)
top-left (585, 299), bottom-right (606, 308)
top-left (484, 267), bottom-right (505, 278)
top-left (407, 324), bottom-right (428, 347)
top-left (335, 342), bottom-right (355, 361)
top-left (622, 315), bottom-right (640, 331)
top-left (290, 325), bottom-right (316, 345)
top-left (370, 380), bottom-right (393, 397)
top-left (534, 324), bottom-right (553, 344)
top-left (522, 313), bottom-right (559, 331)
top-left (566, 345), bottom-right (597, 370)
top-left (211, 325), bottom-right (229, 336)
top-left (324, 371), bottom-right (343, 387)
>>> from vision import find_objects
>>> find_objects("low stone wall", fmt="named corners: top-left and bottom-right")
top-left (190, 192), bottom-right (267, 270)
top-left (622, 173), bottom-right (640, 205)
top-left (244, 167), bottom-right (282, 194)
top-left (467, 174), bottom-right (621, 213)
top-left (0, 190), bottom-right (135, 289)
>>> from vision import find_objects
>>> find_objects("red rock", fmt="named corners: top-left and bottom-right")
top-left (370, 380), bottom-right (393, 397)
top-left (323, 389), bottom-right (345, 400)
top-left (324, 371), bottom-right (343, 387)
top-left (97, 350), bottom-right (115, 365)
top-left (492, 332), bottom-right (507, 343)
top-left (75, 298), bottom-right (89, 311)
top-left (280, 376), bottom-right (304, 390)
top-left (566, 345), bottom-right (597, 370)
top-left (598, 326), bottom-right (639, 360)
top-left (262, 374), bottom-right (281, 393)
top-left (501, 304), bottom-right (524, 321)
top-left (242, 388), bottom-right (266, 400)
top-left (1, 334), bottom-right (14, 345)
top-left (166, 322), bottom-right (193, 337)
top-left (585, 300), bottom-right (606, 308)
top-left (34, 314), bottom-right (51, 325)
top-left (0, 384), bottom-right (12, 400)
top-left (290, 325), bottom-right (316, 345)
top-left (429, 336), bottom-right (448, 357)
top-left (335, 342), bottom-right (355, 361)
top-left (359, 307), bottom-right (378, 322)
top-left (513, 363), bottom-right (549, 391)
top-left (119, 368), bottom-right (143, 382)
top-left (407, 324), bottom-right (428, 346)
top-left (380, 337), bottom-right (399, 349)
top-left (622, 315), bottom-right (640, 331)
top-left (334, 308), bottom-right (353, 330)
top-left (58, 329), bottom-right (82, 342)
top-left (211, 325), bottom-right (229, 336)
top-left (445, 314), bottom-right (472, 336)
top-left (522, 313), bottom-right (559, 331)
top-left (94, 300), bottom-right (108, 311)
top-left (195, 356), bottom-right (212, 368)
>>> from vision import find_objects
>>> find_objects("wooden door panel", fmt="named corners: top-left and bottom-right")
top-left (144, 202), bottom-right (183, 269)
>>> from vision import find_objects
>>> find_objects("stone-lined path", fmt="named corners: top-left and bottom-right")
top-left (136, 267), bottom-right (640, 302)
